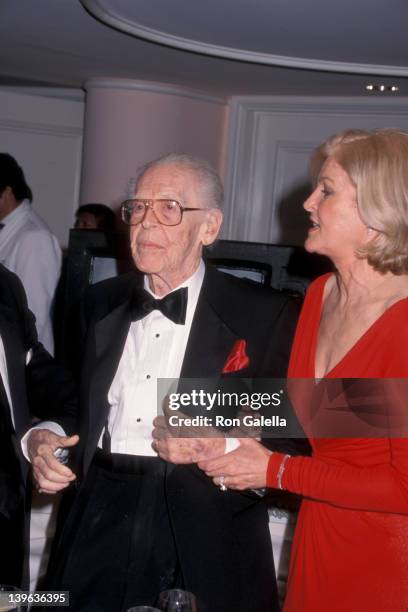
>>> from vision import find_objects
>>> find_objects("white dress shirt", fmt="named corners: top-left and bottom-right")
top-left (101, 260), bottom-right (205, 456)
top-left (0, 201), bottom-right (61, 354)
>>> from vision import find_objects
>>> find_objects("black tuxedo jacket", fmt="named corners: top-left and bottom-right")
top-left (57, 265), bottom-right (302, 611)
top-left (0, 264), bottom-right (76, 586)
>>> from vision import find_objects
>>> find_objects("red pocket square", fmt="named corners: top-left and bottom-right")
top-left (222, 339), bottom-right (250, 373)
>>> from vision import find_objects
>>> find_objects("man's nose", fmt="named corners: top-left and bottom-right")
top-left (141, 203), bottom-right (159, 228)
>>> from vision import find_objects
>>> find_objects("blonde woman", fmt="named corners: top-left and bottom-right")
top-left (202, 129), bottom-right (408, 612)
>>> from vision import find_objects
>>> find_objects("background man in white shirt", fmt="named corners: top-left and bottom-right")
top-left (0, 153), bottom-right (61, 354)
top-left (27, 154), bottom-right (301, 612)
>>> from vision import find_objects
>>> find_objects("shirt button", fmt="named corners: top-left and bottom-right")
top-left (155, 333), bottom-right (160, 338)
top-left (136, 418), bottom-right (141, 423)
top-left (146, 374), bottom-right (151, 379)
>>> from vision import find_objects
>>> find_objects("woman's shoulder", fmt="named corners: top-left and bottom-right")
top-left (302, 273), bottom-right (333, 307)
top-left (306, 272), bottom-right (333, 292)
top-left (383, 296), bottom-right (408, 333)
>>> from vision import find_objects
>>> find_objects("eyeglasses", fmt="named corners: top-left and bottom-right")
top-left (121, 199), bottom-right (206, 227)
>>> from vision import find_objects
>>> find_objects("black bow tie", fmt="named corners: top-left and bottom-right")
top-left (130, 286), bottom-right (188, 325)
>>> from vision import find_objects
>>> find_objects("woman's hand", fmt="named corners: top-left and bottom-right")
top-left (199, 438), bottom-right (272, 490)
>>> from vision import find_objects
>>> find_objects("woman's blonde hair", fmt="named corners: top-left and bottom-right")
top-left (310, 128), bottom-right (408, 274)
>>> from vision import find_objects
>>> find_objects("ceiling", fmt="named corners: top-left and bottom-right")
top-left (0, 0), bottom-right (407, 98)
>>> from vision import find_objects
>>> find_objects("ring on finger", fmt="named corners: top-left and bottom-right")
top-left (219, 475), bottom-right (228, 492)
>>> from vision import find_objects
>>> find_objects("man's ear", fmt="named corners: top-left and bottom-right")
top-left (0, 186), bottom-right (19, 217)
top-left (0, 185), bottom-right (12, 201)
top-left (201, 208), bottom-right (223, 246)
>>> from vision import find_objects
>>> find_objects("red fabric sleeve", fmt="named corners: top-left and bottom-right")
top-left (267, 440), bottom-right (408, 513)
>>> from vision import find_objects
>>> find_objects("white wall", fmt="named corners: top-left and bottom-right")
top-left (0, 89), bottom-right (84, 247)
top-left (223, 96), bottom-right (408, 244)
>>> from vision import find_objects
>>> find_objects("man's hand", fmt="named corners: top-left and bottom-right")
top-left (27, 429), bottom-right (79, 494)
top-left (152, 406), bottom-right (226, 464)
top-left (199, 438), bottom-right (271, 491)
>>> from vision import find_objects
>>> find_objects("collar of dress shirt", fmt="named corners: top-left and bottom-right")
top-left (142, 259), bottom-right (205, 328)
top-left (1, 199), bottom-right (31, 227)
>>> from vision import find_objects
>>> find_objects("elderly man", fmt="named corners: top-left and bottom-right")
top-left (28, 154), bottom-right (299, 612)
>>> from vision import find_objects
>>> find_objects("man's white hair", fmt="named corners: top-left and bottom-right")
top-left (134, 153), bottom-right (224, 210)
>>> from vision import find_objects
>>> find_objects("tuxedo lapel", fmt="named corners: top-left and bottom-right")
top-left (180, 294), bottom-right (238, 378)
top-left (180, 267), bottom-right (243, 378)
top-left (84, 301), bottom-right (131, 469)
top-left (0, 307), bottom-right (30, 486)
top-left (0, 306), bottom-right (30, 438)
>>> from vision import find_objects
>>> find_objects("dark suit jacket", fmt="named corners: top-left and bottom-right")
top-left (0, 264), bottom-right (76, 586)
top-left (59, 264), bottom-right (301, 611)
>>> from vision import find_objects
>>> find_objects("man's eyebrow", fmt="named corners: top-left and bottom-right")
top-left (134, 192), bottom-right (181, 199)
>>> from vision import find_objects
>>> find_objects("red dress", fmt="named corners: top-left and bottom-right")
top-left (267, 273), bottom-right (408, 612)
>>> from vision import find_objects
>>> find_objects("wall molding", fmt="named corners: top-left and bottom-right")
top-left (271, 139), bottom-right (317, 202)
top-left (223, 96), bottom-right (408, 243)
top-left (0, 118), bottom-right (83, 138)
top-left (82, 0), bottom-right (408, 77)
top-left (230, 96), bottom-right (408, 117)
top-left (0, 87), bottom-right (85, 102)
top-left (84, 78), bottom-right (226, 106)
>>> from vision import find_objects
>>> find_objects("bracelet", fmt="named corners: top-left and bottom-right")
top-left (277, 454), bottom-right (291, 490)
